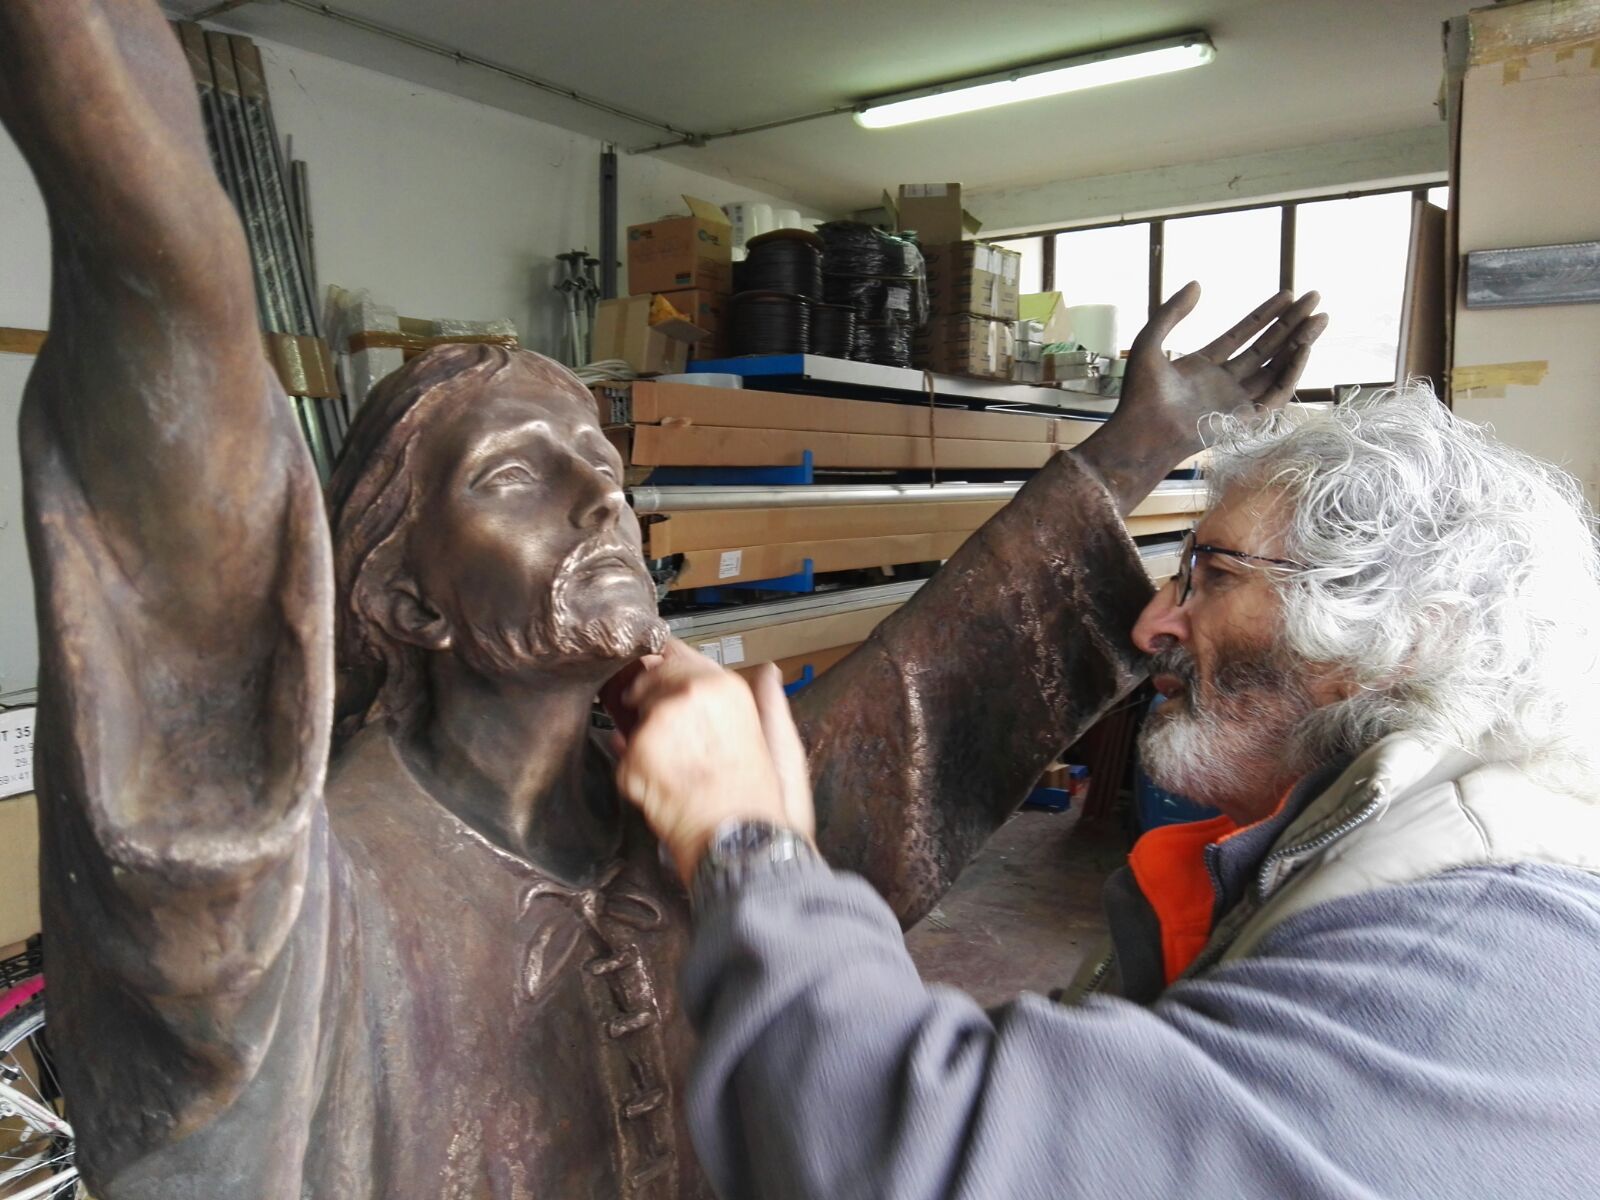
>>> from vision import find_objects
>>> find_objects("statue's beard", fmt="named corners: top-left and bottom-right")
top-left (452, 539), bottom-right (667, 678)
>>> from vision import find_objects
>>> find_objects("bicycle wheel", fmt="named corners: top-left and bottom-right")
top-left (0, 987), bottom-right (82, 1200)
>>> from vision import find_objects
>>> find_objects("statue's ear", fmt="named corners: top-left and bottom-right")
top-left (379, 578), bottom-right (453, 652)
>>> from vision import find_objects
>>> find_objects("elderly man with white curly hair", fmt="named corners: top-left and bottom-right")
top-left (612, 381), bottom-right (1600, 1200)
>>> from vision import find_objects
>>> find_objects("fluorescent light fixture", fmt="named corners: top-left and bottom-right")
top-left (854, 33), bottom-right (1215, 129)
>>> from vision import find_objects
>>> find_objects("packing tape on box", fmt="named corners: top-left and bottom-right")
top-left (348, 331), bottom-right (521, 356)
top-left (264, 333), bottom-right (339, 399)
top-left (1452, 360), bottom-right (1548, 390)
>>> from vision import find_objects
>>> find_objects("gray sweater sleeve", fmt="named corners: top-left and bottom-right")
top-left (682, 859), bottom-right (1600, 1200)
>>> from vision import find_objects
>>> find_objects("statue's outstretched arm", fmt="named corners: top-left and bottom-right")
top-left (798, 287), bottom-right (1326, 925)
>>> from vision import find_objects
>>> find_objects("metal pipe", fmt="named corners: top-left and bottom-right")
top-left (270, 1), bottom-right (698, 142)
top-left (626, 104), bottom-right (858, 156)
top-left (599, 146), bottom-right (619, 300)
top-left (631, 482), bottom-right (1025, 514)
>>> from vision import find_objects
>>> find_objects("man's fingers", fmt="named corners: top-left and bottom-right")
top-left (1132, 281), bottom-right (1201, 355)
top-left (599, 655), bottom-right (661, 737)
top-left (750, 664), bottom-right (813, 837)
top-left (1198, 289), bottom-right (1292, 362)
top-left (620, 639), bottom-right (716, 710)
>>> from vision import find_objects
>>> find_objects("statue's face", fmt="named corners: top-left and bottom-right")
top-left (403, 364), bottom-right (666, 677)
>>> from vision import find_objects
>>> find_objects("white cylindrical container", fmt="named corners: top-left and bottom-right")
top-left (775, 207), bottom-right (803, 231)
top-left (1065, 304), bottom-right (1119, 359)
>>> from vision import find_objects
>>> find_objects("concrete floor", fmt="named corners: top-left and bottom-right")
top-left (904, 807), bottom-right (1129, 1009)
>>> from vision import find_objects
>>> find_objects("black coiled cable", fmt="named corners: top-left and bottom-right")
top-left (730, 291), bottom-right (811, 356)
top-left (809, 303), bottom-right (856, 358)
top-left (743, 231), bottom-right (824, 299)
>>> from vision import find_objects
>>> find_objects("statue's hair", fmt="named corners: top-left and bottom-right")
top-left (325, 343), bottom-right (598, 738)
top-left (1203, 383), bottom-right (1600, 792)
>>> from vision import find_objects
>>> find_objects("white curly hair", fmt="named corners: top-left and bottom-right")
top-left (1203, 383), bottom-right (1600, 792)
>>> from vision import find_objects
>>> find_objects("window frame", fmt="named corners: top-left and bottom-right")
top-left (1011, 180), bottom-right (1447, 395)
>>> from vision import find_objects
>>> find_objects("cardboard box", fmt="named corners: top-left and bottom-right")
top-left (894, 183), bottom-right (982, 244)
top-left (922, 242), bottom-right (1021, 320)
top-left (627, 195), bottom-right (733, 295)
top-left (915, 314), bottom-right (1016, 380)
top-left (658, 288), bottom-right (728, 358)
top-left (680, 603), bottom-right (903, 668)
top-left (593, 295), bottom-right (707, 376)
top-left (0, 795), bottom-right (40, 948)
top-left (736, 642), bottom-right (860, 688)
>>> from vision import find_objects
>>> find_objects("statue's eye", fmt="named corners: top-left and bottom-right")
top-left (479, 462), bottom-right (537, 489)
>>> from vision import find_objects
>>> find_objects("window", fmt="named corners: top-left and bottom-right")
top-left (991, 237), bottom-right (1044, 295)
top-left (1161, 207), bottom-right (1282, 356)
top-left (999, 181), bottom-right (1444, 387)
top-left (1053, 223), bottom-right (1151, 353)
top-left (1292, 192), bottom-right (1414, 389)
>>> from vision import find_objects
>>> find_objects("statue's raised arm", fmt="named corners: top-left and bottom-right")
top-left (3, 0), bottom-right (333, 1185)
top-left (796, 285), bottom-right (1327, 924)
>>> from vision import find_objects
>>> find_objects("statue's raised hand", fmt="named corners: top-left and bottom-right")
top-left (1076, 284), bottom-right (1328, 515)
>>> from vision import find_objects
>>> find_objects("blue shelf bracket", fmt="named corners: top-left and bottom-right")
top-left (783, 664), bottom-right (816, 697)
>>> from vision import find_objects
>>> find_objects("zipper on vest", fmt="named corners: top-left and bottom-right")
top-left (1254, 780), bottom-right (1386, 901)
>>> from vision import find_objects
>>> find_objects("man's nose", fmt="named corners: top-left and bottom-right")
top-left (1131, 578), bottom-right (1190, 654)
top-left (570, 461), bottom-right (625, 530)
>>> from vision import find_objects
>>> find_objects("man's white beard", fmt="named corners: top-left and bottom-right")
top-left (1137, 644), bottom-right (1316, 816)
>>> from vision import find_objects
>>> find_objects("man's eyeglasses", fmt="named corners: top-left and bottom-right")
top-left (1173, 529), bottom-right (1305, 607)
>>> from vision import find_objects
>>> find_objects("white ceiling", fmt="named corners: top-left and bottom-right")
top-left (183, 0), bottom-right (1463, 213)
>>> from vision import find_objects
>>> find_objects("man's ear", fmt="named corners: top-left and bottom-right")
top-left (378, 578), bottom-right (453, 652)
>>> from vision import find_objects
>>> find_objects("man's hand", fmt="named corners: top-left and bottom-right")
top-left (613, 639), bottom-right (814, 886)
top-left (1075, 284), bottom-right (1328, 516)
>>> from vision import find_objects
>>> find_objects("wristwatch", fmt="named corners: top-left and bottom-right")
top-left (690, 819), bottom-right (818, 909)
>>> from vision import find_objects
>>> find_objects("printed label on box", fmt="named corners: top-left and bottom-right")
top-left (0, 706), bottom-right (35, 799)
top-left (903, 183), bottom-right (948, 198)
top-left (697, 641), bottom-right (723, 664)
top-left (719, 635), bottom-right (746, 666)
top-left (1002, 255), bottom-right (1019, 283)
top-left (718, 549), bottom-right (743, 579)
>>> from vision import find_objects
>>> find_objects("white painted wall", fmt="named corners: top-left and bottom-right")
top-left (0, 34), bottom-right (803, 701)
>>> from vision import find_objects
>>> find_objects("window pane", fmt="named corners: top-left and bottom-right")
top-left (1293, 192), bottom-right (1413, 388)
top-left (1161, 207), bottom-right (1282, 355)
top-left (991, 236), bottom-right (1045, 294)
top-left (1427, 185), bottom-right (1449, 209)
top-left (1053, 223), bottom-right (1151, 353)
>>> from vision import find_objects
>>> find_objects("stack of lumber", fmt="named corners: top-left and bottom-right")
top-left (636, 480), bottom-right (1204, 591)
top-left (596, 379), bottom-right (1099, 478)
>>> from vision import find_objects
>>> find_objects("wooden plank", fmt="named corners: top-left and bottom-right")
top-left (1123, 512), bottom-right (1195, 538)
top-left (680, 603), bottom-right (904, 668)
top-left (0, 327), bottom-right (47, 356)
top-left (648, 499), bottom-right (1004, 556)
top-left (601, 379), bottom-right (1100, 446)
top-left (646, 485), bottom-right (1208, 556)
top-left (624, 424), bottom-right (1064, 471)
top-left (671, 530), bottom-right (972, 589)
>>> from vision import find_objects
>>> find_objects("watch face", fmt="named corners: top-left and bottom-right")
top-left (712, 820), bottom-right (781, 865)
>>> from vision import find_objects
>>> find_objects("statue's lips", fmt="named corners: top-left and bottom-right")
top-left (568, 546), bottom-right (646, 583)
